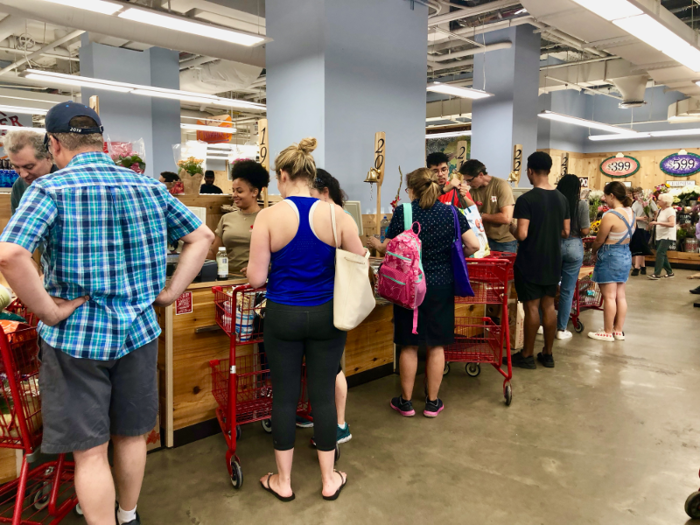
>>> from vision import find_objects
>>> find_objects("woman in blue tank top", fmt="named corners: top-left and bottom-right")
top-left (248, 138), bottom-right (364, 502)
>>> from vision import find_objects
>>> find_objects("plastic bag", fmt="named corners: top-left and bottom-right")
top-left (105, 137), bottom-right (146, 174)
top-left (173, 141), bottom-right (207, 174)
top-left (459, 205), bottom-right (490, 258)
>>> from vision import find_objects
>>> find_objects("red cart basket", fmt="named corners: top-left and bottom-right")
top-left (209, 285), bottom-right (326, 490)
top-left (444, 252), bottom-right (515, 406)
top-left (0, 320), bottom-right (78, 524)
top-left (564, 238), bottom-right (603, 334)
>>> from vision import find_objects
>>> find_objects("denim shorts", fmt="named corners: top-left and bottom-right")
top-left (592, 244), bottom-right (631, 284)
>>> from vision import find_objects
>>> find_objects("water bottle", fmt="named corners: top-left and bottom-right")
top-left (216, 247), bottom-right (228, 281)
top-left (380, 216), bottom-right (390, 242)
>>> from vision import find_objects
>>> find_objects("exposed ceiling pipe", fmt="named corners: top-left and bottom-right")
top-left (428, 0), bottom-right (522, 27)
top-left (179, 56), bottom-right (220, 71)
top-left (530, 21), bottom-right (606, 58)
top-left (0, 29), bottom-right (84, 76)
top-left (429, 15), bottom-right (534, 49)
top-left (0, 0), bottom-right (266, 67)
top-left (0, 16), bottom-right (27, 43)
top-left (430, 41), bottom-right (512, 62)
top-left (430, 58), bottom-right (475, 71)
top-left (540, 56), bottom-right (619, 71)
top-left (0, 46), bottom-right (79, 62)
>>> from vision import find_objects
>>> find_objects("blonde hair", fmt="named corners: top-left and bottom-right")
top-left (406, 167), bottom-right (441, 209)
top-left (658, 193), bottom-right (674, 205)
top-left (273, 138), bottom-right (317, 182)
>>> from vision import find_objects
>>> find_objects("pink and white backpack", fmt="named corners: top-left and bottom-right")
top-left (377, 203), bottom-right (426, 334)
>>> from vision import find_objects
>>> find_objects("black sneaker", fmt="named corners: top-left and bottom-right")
top-left (116, 508), bottom-right (140, 525)
top-left (423, 397), bottom-right (444, 418)
top-left (536, 352), bottom-right (555, 368)
top-left (690, 286), bottom-right (700, 295)
top-left (390, 396), bottom-right (415, 417)
top-left (503, 351), bottom-right (536, 369)
top-left (631, 268), bottom-right (640, 276)
top-left (664, 273), bottom-right (675, 279)
top-left (640, 267), bottom-right (647, 275)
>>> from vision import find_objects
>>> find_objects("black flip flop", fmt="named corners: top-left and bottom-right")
top-left (260, 473), bottom-right (295, 502)
top-left (322, 470), bottom-right (347, 501)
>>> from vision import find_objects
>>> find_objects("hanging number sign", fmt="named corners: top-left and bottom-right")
top-left (660, 152), bottom-right (700, 176)
top-left (561, 152), bottom-right (569, 176)
top-left (455, 140), bottom-right (467, 173)
top-left (374, 131), bottom-right (386, 184)
top-left (257, 119), bottom-right (269, 208)
top-left (600, 155), bottom-right (640, 178)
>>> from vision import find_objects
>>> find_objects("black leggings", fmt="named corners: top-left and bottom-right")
top-left (264, 300), bottom-right (346, 452)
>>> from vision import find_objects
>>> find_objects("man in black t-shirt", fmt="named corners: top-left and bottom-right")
top-left (200, 170), bottom-right (223, 194)
top-left (507, 152), bottom-right (570, 369)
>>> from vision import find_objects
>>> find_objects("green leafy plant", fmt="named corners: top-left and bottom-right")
top-left (177, 156), bottom-right (204, 176)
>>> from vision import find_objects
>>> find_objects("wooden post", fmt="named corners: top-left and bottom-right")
top-left (508, 143), bottom-right (523, 187)
top-left (89, 95), bottom-right (100, 115)
top-left (374, 131), bottom-right (386, 235)
top-left (258, 119), bottom-right (269, 208)
top-left (455, 140), bottom-right (468, 178)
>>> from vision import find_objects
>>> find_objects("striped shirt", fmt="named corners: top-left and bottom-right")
top-left (0, 152), bottom-right (201, 360)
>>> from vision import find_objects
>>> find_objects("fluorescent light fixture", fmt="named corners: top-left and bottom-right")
top-left (206, 143), bottom-right (236, 150)
top-left (589, 128), bottom-right (700, 141)
top-left (427, 83), bottom-right (493, 100)
top-left (37, 0), bottom-right (123, 15)
top-left (21, 70), bottom-right (266, 111)
top-left (614, 14), bottom-right (700, 72)
top-left (538, 111), bottom-right (637, 135)
top-left (118, 7), bottom-right (266, 47)
top-left (0, 125), bottom-right (45, 133)
top-left (0, 104), bottom-right (49, 115)
top-left (426, 130), bottom-right (472, 139)
top-left (207, 155), bottom-right (231, 160)
top-left (569, 0), bottom-right (642, 21)
top-left (181, 123), bottom-right (236, 134)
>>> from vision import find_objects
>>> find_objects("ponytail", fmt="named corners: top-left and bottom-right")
top-left (406, 167), bottom-right (441, 209)
top-left (274, 137), bottom-right (318, 182)
top-left (604, 181), bottom-right (633, 207)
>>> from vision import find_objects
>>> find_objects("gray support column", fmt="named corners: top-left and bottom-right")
top-left (266, 0), bottom-right (428, 210)
top-left (80, 34), bottom-right (180, 179)
top-left (472, 25), bottom-right (540, 185)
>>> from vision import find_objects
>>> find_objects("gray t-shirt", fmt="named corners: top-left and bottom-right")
top-left (568, 200), bottom-right (591, 239)
top-left (10, 177), bottom-right (28, 215)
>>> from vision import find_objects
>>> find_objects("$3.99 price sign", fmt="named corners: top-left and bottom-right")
top-left (660, 153), bottom-right (700, 177)
top-left (599, 155), bottom-right (640, 178)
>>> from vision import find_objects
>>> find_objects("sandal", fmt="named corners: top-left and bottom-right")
top-left (322, 470), bottom-right (347, 501)
top-left (260, 473), bottom-right (295, 502)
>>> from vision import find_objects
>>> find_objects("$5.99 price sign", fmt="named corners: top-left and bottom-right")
top-left (660, 153), bottom-right (700, 177)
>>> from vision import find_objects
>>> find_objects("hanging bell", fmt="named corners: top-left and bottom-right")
top-left (364, 167), bottom-right (380, 184)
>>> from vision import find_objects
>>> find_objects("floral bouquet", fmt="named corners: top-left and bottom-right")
top-left (105, 139), bottom-right (146, 174)
top-left (588, 190), bottom-right (604, 222)
top-left (652, 183), bottom-right (670, 201)
top-left (177, 156), bottom-right (204, 176)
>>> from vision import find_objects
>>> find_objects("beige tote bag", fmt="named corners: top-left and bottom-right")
top-left (329, 203), bottom-right (376, 331)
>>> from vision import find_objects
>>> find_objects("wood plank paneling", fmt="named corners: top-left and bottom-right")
top-left (175, 195), bottom-right (231, 233)
top-left (345, 304), bottom-right (394, 376)
top-left (542, 148), bottom-right (700, 190)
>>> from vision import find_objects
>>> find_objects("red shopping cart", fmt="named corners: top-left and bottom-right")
top-left (566, 238), bottom-right (603, 333)
top-left (444, 252), bottom-right (516, 406)
top-left (0, 320), bottom-right (78, 524)
top-left (209, 285), bottom-right (327, 490)
top-left (5, 300), bottom-right (38, 328)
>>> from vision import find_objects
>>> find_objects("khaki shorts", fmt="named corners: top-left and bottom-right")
top-left (38, 339), bottom-right (158, 454)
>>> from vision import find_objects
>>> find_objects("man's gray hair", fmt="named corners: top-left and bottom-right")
top-left (3, 129), bottom-right (51, 160)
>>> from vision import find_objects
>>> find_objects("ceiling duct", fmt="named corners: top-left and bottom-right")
top-left (668, 97), bottom-right (700, 120)
top-left (611, 74), bottom-right (648, 108)
top-left (180, 60), bottom-right (263, 95)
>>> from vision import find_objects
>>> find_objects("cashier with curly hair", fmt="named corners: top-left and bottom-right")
top-left (207, 160), bottom-right (269, 275)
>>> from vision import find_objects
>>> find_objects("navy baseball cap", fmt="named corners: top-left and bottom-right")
top-left (45, 101), bottom-right (104, 134)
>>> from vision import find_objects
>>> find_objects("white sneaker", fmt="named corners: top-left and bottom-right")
top-left (587, 330), bottom-right (614, 342)
top-left (556, 330), bottom-right (573, 340)
top-left (613, 331), bottom-right (625, 341)
top-left (537, 326), bottom-right (544, 335)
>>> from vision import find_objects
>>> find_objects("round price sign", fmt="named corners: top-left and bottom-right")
top-left (600, 155), bottom-right (640, 178)
top-left (660, 153), bottom-right (700, 176)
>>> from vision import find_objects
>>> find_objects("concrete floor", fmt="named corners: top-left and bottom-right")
top-left (65, 270), bottom-right (700, 525)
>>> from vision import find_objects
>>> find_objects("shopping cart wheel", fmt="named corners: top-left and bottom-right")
top-left (33, 482), bottom-right (52, 511)
top-left (230, 458), bottom-right (243, 489)
top-left (504, 383), bottom-right (513, 407)
top-left (573, 319), bottom-right (584, 333)
top-left (443, 363), bottom-right (450, 376)
top-left (261, 418), bottom-right (272, 434)
top-left (465, 363), bottom-right (481, 377)
top-left (236, 425), bottom-right (242, 441)
top-left (685, 491), bottom-right (700, 519)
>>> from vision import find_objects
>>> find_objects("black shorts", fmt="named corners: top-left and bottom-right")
top-left (394, 284), bottom-right (455, 347)
top-left (39, 339), bottom-right (158, 454)
top-left (514, 268), bottom-right (557, 303)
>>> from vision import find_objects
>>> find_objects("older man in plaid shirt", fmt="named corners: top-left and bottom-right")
top-left (0, 102), bottom-right (214, 525)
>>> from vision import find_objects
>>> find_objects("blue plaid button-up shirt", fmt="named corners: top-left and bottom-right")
top-left (0, 152), bottom-right (202, 360)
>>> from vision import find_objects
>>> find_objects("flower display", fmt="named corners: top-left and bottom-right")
top-left (106, 140), bottom-right (146, 174)
top-left (177, 157), bottom-right (204, 176)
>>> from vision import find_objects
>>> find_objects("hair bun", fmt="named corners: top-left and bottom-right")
top-left (297, 137), bottom-right (317, 154)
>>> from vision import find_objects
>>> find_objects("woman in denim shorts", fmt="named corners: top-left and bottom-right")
top-left (589, 181), bottom-right (635, 342)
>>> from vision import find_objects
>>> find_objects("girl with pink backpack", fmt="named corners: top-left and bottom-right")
top-left (368, 168), bottom-right (480, 418)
